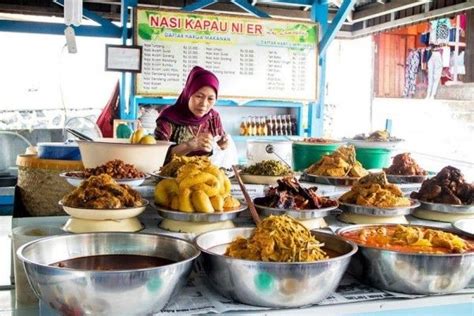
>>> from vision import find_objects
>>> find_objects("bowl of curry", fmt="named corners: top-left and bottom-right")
top-left (337, 224), bottom-right (474, 295)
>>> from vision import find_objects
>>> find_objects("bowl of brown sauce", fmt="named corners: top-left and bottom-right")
top-left (17, 233), bottom-right (200, 315)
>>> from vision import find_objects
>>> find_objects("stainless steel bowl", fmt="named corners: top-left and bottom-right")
top-left (17, 233), bottom-right (200, 315)
top-left (337, 224), bottom-right (474, 295)
top-left (195, 227), bottom-right (357, 308)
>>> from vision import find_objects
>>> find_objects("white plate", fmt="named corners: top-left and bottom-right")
top-left (452, 219), bottom-right (474, 237)
top-left (59, 200), bottom-right (148, 220)
top-left (239, 174), bottom-right (287, 185)
top-left (346, 139), bottom-right (403, 149)
top-left (60, 172), bottom-right (147, 187)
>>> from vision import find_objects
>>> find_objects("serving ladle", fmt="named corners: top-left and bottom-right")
top-left (265, 144), bottom-right (292, 169)
top-left (232, 165), bottom-right (261, 225)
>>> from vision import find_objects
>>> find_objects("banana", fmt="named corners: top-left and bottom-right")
top-left (130, 128), bottom-right (145, 144)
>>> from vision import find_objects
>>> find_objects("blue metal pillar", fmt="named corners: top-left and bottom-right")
top-left (119, 0), bottom-right (135, 120)
top-left (309, 0), bottom-right (356, 136)
top-left (309, 0), bottom-right (328, 137)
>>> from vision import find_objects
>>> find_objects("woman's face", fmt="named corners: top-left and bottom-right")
top-left (188, 86), bottom-right (217, 117)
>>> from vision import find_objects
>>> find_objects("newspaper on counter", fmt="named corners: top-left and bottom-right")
top-left (157, 264), bottom-right (474, 315)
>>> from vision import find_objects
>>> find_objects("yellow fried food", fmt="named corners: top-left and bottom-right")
top-left (340, 173), bottom-right (411, 208)
top-left (223, 196), bottom-right (241, 210)
top-left (170, 195), bottom-right (179, 210)
top-left (306, 145), bottom-right (368, 178)
top-left (191, 190), bottom-right (214, 213)
top-left (154, 159), bottom-right (240, 214)
top-left (181, 172), bottom-right (220, 196)
top-left (178, 188), bottom-right (194, 213)
top-left (204, 166), bottom-right (226, 194)
top-left (210, 195), bottom-right (224, 212)
top-left (154, 179), bottom-right (179, 207)
top-left (223, 177), bottom-right (231, 195)
top-left (160, 155), bottom-right (210, 177)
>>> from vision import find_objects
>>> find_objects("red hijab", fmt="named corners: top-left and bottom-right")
top-left (159, 66), bottom-right (219, 126)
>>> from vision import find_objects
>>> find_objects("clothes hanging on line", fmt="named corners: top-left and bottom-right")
top-left (427, 50), bottom-right (443, 99)
top-left (403, 49), bottom-right (421, 97)
top-left (429, 18), bottom-right (451, 45)
top-left (450, 51), bottom-right (465, 75)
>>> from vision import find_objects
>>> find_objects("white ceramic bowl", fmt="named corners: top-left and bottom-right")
top-left (59, 172), bottom-right (147, 187)
top-left (77, 139), bottom-right (173, 174)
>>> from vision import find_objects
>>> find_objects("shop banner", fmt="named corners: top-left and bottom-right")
top-left (134, 8), bottom-right (318, 101)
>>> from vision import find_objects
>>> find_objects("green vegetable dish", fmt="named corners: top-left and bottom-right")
top-left (242, 160), bottom-right (292, 176)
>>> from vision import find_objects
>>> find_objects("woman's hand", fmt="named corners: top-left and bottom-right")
top-left (188, 133), bottom-right (213, 152)
top-left (217, 134), bottom-right (229, 150)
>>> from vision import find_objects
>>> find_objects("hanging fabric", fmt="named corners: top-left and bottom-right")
top-left (429, 18), bottom-right (451, 45)
top-left (426, 50), bottom-right (443, 99)
top-left (96, 81), bottom-right (120, 138)
top-left (403, 50), bottom-right (420, 98)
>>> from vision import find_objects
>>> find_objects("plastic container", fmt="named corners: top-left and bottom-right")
top-left (292, 142), bottom-right (341, 171)
top-left (355, 147), bottom-right (392, 169)
top-left (12, 225), bottom-right (65, 306)
top-left (77, 138), bottom-right (173, 174)
top-left (37, 142), bottom-right (81, 161)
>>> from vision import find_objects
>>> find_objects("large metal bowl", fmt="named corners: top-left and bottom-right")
top-left (17, 233), bottom-right (200, 315)
top-left (337, 224), bottom-right (474, 295)
top-left (195, 227), bottom-right (357, 308)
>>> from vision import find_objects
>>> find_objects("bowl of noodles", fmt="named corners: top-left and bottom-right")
top-left (194, 216), bottom-right (357, 308)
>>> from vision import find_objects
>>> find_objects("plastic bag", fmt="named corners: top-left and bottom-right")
top-left (210, 135), bottom-right (238, 168)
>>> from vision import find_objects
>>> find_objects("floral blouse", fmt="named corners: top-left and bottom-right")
top-left (154, 112), bottom-right (225, 159)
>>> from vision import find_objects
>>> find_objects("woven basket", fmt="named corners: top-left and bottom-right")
top-left (16, 155), bottom-right (83, 216)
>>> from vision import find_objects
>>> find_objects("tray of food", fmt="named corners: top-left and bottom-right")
top-left (153, 158), bottom-right (246, 222)
top-left (59, 174), bottom-right (148, 220)
top-left (61, 159), bottom-right (147, 187)
top-left (239, 160), bottom-right (293, 185)
top-left (383, 153), bottom-right (428, 184)
top-left (253, 177), bottom-right (339, 220)
top-left (292, 137), bottom-right (343, 146)
top-left (338, 200), bottom-right (419, 217)
top-left (337, 224), bottom-right (474, 295)
top-left (411, 166), bottom-right (474, 213)
top-left (300, 173), bottom-right (360, 186)
top-left (338, 172), bottom-right (418, 216)
top-left (303, 145), bottom-right (368, 185)
top-left (417, 201), bottom-right (474, 214)
top-left (345, 130), bottom-right (403, 149)
top-left (154, 202), bottom-right (247, 222)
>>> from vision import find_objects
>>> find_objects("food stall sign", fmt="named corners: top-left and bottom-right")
top-left (134, 8), bottom-right (318, 102)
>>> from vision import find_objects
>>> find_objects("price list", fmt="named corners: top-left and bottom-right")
top-left (290, 50), bottom-right (308, 92)
top-left (135, 9), bottom-right (318, 100)
top-left (239, 49), bottom-right (255, 76)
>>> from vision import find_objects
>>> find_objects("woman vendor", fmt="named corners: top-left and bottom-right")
top-left (154, 66), bottom-right (228, 159)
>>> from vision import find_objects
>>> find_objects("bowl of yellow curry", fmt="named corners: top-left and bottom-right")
top-left (337, 224), bottom-right (474, 295)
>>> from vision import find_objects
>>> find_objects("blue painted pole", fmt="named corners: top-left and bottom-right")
top-left (119, 0), bottom-right (132, 120)
top-left (309, 0), bottom-right (328, 137)
top-left (319, 0), bottom-right (356, 56)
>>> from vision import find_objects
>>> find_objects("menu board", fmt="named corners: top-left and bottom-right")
top-left (134, 8), bottom-right (318, 101)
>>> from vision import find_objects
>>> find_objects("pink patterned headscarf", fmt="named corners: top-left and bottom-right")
top-left (158, 66), bottom-right (219, 125)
